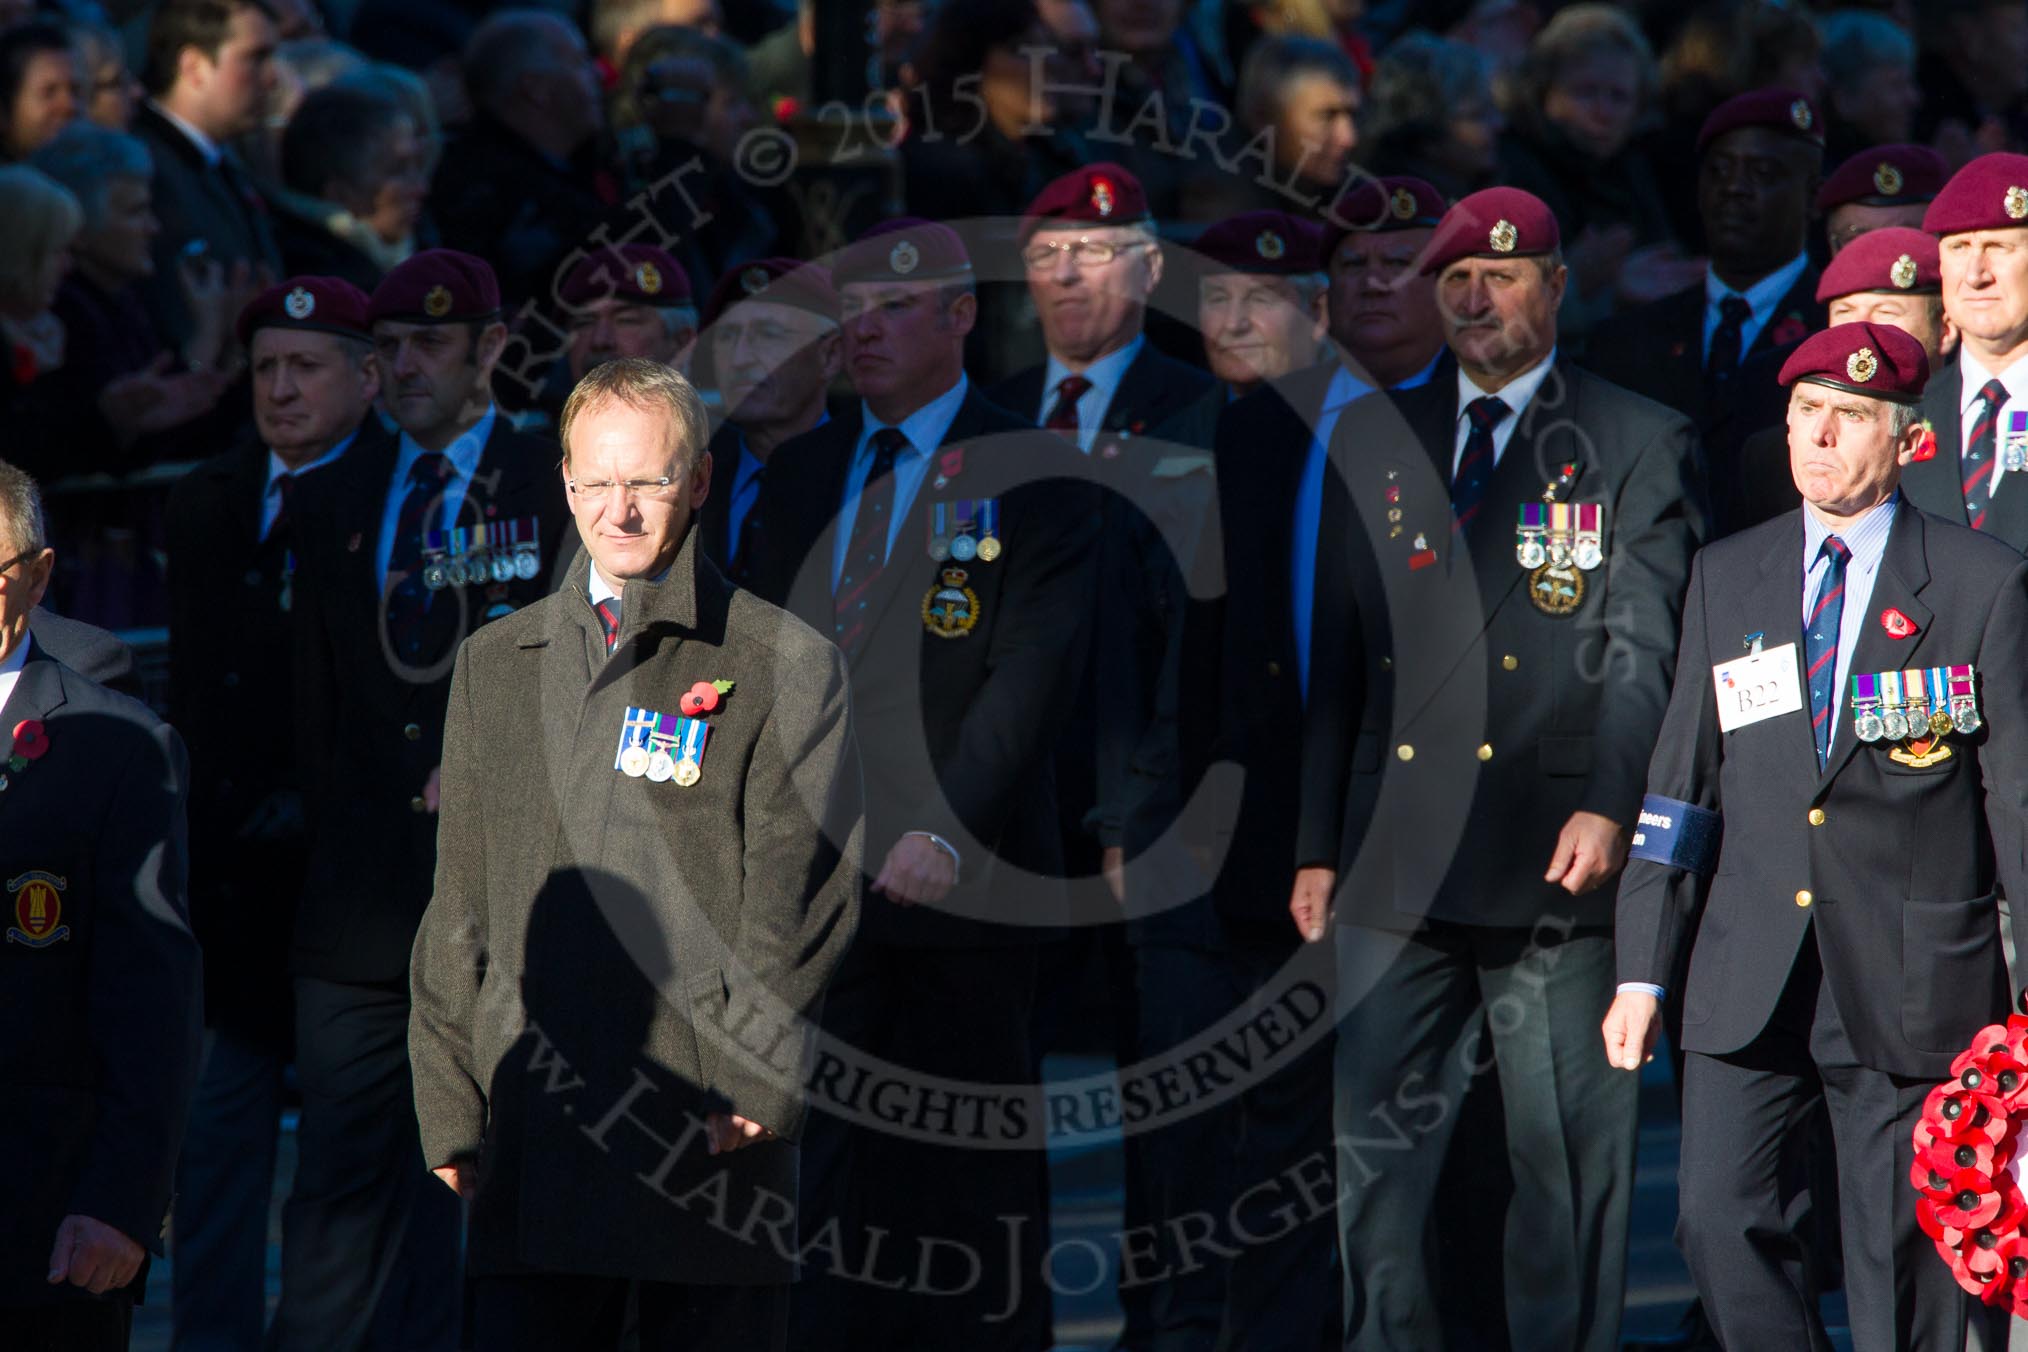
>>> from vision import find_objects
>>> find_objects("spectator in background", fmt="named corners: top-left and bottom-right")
top-left (1234, 35), bottom-right (1361, 211)
top-left (33, 122), bottom-right (232, 471)
top-left (1915, 0), bottom-right (2028, 163)
top-left (1098, 0), bottom-right (1227, 148)
top-left (588, 0), bottom-right (723, 70)
top-left (68, 21), bottom-right (141, 131)
top-left (273, 84), bottom-right (424, 288)
top-left (0, 166), bottom-right (82, 482)
top-left (430, 9), bottom-right (610, 312)
top-left (1, 23), bottom-right (79, 161)
top-left (1499, 5), bottom-right (1694, 332)
top-left (1818, 10), bottom-right (1920, 166)
top-left (1737, 1), bottom-right (1821, 103)
top-left (1357, 30), bottom-right (1500, 199)
top-left (134, 0), bottom-right (284, 352)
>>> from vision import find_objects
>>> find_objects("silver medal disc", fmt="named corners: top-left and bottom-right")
top-left (491, 555), bottom-right (514, 584)
top-left (1882, 710), bottom-right (1909, 741)
top-left (423, 562), bottom-right (448, 591)
top-left (447, 559), bottom-right (470, 587)
top-left (646, 750), bottom-right (676, 782)
top-left (620, 745), bottom-right (650, 778)
top-left (928, 535), bottom-right (951, 562)
top-left (1575, 541), bottom-right (1603, 570)
top-left (950, 534), bottom-right (978, 563)
top-left (1517, 539), bottom-right (1546, 569)
top-left (1956, 703), bottom-right (1983, 735)
top-left (1854, 711), bottom-right (1885, 743)
top-left (514, 550), bottom-right (540, 581)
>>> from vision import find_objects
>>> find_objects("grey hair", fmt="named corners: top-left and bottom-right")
top-left (1888, 400), bottom-right (1922, 441)
top-left (30, 122), bottom-right (151, 229)
top-left (0, 459), bottom-right (48, 557)
top-left (1236, 34), bottom-right (1361, 136)
top-left (558, 357), bottom-right (711, 470)
top-left (1819, 11), bottom-right (1914, 81)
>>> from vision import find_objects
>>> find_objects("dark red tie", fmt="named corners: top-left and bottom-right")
top-left (1964, 378), bottom-right (2009, 531)
top-left (833, 428), bottom-right (905, 657)
top-left (1451, 396), bottom-right (1508, 530)
top-left (595, 598), bottom-right (620, 654)
top-left (1045, 375), bottom-right (1092, 439)
top-left (268, 471), bottom-right (297, 543)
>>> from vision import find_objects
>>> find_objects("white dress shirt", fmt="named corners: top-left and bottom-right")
top-left (1701, 253), bottom-right (1810, 364)
top-left (261, 434), bottom-right (353, 542)
top-left (0, 631), bottom-right (29, 720)
top-left (1451, 349), bottom-right (1559, 475)
top-left (831, 375), bottom-right (969, 590)
top-left (1956, 347), bottom-right (2028, 500)
top-left (1040, 335), bottom-right (1144, 453)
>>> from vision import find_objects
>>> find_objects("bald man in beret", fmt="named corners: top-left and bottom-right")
top-left (1606, 321), bottom-right (2028, 1347)
top-left (1296, 186), bottom-right (1705, 1350)
top-left (1898, 152), bottom-right (2028, 552)
top-left (164, 275), bottom-right (387, 1350)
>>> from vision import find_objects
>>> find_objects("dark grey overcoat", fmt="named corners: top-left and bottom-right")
top-left (409, 527), bottom-right (862, 1284)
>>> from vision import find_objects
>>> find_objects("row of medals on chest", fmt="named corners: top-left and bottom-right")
top-left (1850, 665), bottom-right (1982, 744)
top-left (421, 521), bottom-right (543, 591)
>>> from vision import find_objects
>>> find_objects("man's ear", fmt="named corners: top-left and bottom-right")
top-left (946, 289), bottom-right (978, 339)
top-left (22, 547), bottom-right (55, 609)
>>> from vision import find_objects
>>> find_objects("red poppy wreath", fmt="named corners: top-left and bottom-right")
top-left (1913, 1016), bottom-right (2028, 1307)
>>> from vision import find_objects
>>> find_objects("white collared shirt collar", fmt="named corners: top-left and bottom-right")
top-left (1956, 348), bottom-right (2028, 420)
top-left (1705, 252), bottom-right (1810, 323)
top-left (1042, 334), bottom-right (1144, 453)
top-left (148, 98), bottom-right (222, 167)
top-left (262, 433), bottom-right (354, 539)
top-left (0, 630), bottom-right (29, 718)
top-left (1452, 348), bottom-right (1557, 470)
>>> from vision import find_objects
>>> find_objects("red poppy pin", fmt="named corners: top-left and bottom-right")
top-left (1771, 313), bottom-right (1809, 348)
top-left (1911, 419), bottom-right (1939, 463)
top-left (679, 679), bottom-right (734, 717)
top-left (9, 718), bottom-right (48, 772)
top-left (346, 531), bottom-right (363, 553)
top-left (1670, 340), bottom-right (1687, 359)
top-left (940, 449), bottom-right (964, 479)
top-left (1882, 607), bottom-right (1918, 638)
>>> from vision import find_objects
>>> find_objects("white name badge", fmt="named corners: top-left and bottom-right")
top-left (1713, 643), bottom-right (1806, 732)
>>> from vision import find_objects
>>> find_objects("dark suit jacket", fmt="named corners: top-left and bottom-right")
top-left (1297, 360), bottom-right (1707, 929)
top-left (165, 430), bottom-right (374, 1042)
top-left (991, 343), bottom-right (1214, 871)
top-left (1583, 273), bottom-right (1821, 533)
top-left (0, 643), bottom-right (199, 1303)
top-left (410, 534), bottom-right (860, 1283)
top-left (289, 416), bottom-right (569, 985)
top-left (750, 387), bottom-right (1103, 947)
top-left (25, 606), bottom-right (137, 696)
top-left (133, 102), bottom-right (282, 348)
top-left (1896, 360), bottom-right (2028, 551)
top-left (1615, 505), bottom-right (2028, 1078)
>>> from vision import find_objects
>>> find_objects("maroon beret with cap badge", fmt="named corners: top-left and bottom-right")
top-left (558, 244), bottom-right (692, 310)
top-left (1419, 187), bottom-right (1561, 276)
top-left (1195, 211), bottom-right (1324, 276)
top-left (701, 257), bottom-right (840, 327)
top-left (1777, 320), bottom-right (1929, 403)
top-left (1019, 162), bottom-right (1151, 243)
top-left (367, 248), bottom-right (502, 325)
top-left (1815, 227), bottom-right (1941, 302)
top-left (1922, 152), bottom-right (2028, 237)
top-left (1816, 144), bottom-right (1947, 211)
top-left (1696, 87), bottom-right (1825, 157)
top-left (831, 217), bottom-right (974, 287)
top-left (237, 275), bottom-right (372, 346)
top-left (1320, 175), bottom-right (1445, 265)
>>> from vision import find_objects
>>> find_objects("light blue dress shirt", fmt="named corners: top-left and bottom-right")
top-left (1701, 253), bottom-right (1810, 364)
top-left (375, 406), bottom-right (495, 593)
top-left (831, 375), bottom-right (968, 591)
top-left (1291, 352), bottom-right (1442, 700)
top-left (1040, 335), bottom-right (1144, 454)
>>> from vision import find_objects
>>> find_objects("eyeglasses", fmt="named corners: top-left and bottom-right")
top-left (0, 550), bottom-right (35, 576)
top-left (1020, 238), bottom-right (1151, 271)
top-left (567, 477), bottom-right (682, 502)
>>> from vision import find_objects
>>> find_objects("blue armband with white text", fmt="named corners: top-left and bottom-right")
top-left (1626, 794), bottom-right (1721, 876)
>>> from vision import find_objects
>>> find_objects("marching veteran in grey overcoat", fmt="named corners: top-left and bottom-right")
top-left (408, 358), bottom-right (863, 1352)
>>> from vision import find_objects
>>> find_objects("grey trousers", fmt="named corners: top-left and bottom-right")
top-left (1332, 918), bottom-right (1636, 1352)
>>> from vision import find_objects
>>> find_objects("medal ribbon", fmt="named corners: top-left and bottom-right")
top-left (1851, 671), bottom-right (1877, 707)
top-left (679, 716), bottom-right (710, 767)
top-left (1549, 502), bottom-right (1572, 548)
top-left (614, 707), bottom-right (657, 768)
top-left (980, 499), bottom-right (998, 542)
top-left (930, 500), bottom-right (947, 548)
top-left (1880, 670), bottom-right (1903, 711)
top-left (1928, 667), bottom-right (1950, 716)
top-left (1949, 664), bottom-right (1976, 697)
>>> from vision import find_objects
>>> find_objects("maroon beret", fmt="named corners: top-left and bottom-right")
top-left (1195, 211), bottom-right (1323, 276)
top-left (559, 245), bottom-right (692, 310)
top-left (1419, 187), bottom-right (1561, 276)
top-left (1922, 152), bottom-right (2028, 236)
top-left (367, 248), bottom-right (501, 325)
top-left (831, 217), bottom-right (972, 287)
top-left (237, 275), bottom-right (371, 346)
top-left (1696, 88), bottom-right (1825, 157)
top-left (1321, 175), bottom-right (1445, 263)
top-left (1816, 144), bottom-right (1947, 211)
top-left (1816, 227), bottom-right (1940, 301)
top-left (1019, 163), bottom-right (1150, 242)
top-left (702, 257), bottom-right (840, 327)
top-left (1777, 320), bottom-right (1929, 403)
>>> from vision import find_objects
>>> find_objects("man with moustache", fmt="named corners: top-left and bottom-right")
top-left (409, 359), bottom-right (861, 1352)
top-left (1587, 89), bottom-right (1827, 528)
top-left (1819, 144), bottom-right (1947, 256)
top-left (1603, 321), bottom-right (2028, 1349)
top-left (274, 250), bottom-right (567, 1352)
top-left (1294, 187), bottom-right (1705, 1351)
top-left (750, 218), bottom-right (1100, 1352)
top-left (1897, 153), bottom-right (2028, 552)
top-left (1733, 229), bottom-right (1955, 531)
top-left (560, 243), bottom-right (698, 383)
top-left (694, 258), bottom-right (840, 584)
top-left (163, 276), bottom-right (382, 1352)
